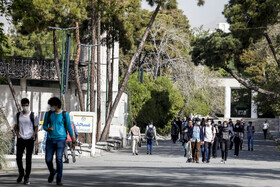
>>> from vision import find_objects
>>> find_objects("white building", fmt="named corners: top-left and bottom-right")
top-left (0, 42), bottom-right (128, 144)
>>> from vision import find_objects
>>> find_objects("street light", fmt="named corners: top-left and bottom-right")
top-left (78, 43), bottom-right (99, 112)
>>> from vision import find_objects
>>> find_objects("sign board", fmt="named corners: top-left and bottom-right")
top-left (70, 112), bottom-right (97, 156)
top-left (70, 112), bottom-right (96, 133)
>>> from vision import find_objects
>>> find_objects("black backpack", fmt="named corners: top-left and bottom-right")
top-left (47, 110), bottom-right (67, 129)
top-left (16, 112), bottom-right (36, 140)
top-left (147, 126), bottom-right (154, 139)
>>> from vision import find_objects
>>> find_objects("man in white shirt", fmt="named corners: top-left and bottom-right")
top-left (129, 121), bottom-right (141, 155)
top-left (14, 98), bottom-right (39, 185)
top-left (203, 120), bottom-right (216, 163)
top-left (263, 120), bottom-right (269, 140)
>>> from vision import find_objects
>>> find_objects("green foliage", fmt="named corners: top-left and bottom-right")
top-left (128, 72), bottom-right (183, 135)
top-left (191, 30), bottom-right (242, 69)
top-left (8, 0), bottom-right (88, 34)
top-left (224, 0), bottom-right (280, 47)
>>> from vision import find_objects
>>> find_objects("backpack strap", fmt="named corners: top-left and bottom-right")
top-left (62, 111), bottom-right (67, 129)
top-left (47, 110), bottom-right (53, 126)
top-left (16, 112), bottom-right (20, 131)
top-left (30, 112), bottom-right (35, 131)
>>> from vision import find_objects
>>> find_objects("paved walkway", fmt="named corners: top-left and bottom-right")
top-left (1, 133), bottom-right (280, 187)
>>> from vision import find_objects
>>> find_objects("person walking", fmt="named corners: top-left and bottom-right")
top-left (247, 121), bottom-right (255, 151)
top-left (145, 120), bottom-right (157, 155)
top-left (43, 97), bottom-right (76, 186)
top-left (229, 121), bottom-right (234, 150)
top-left (190, 120), bottom-right (204, 163)
top-left (239, 119), bottom-right (245, 150)
top-left (63, 122), bottom-right (79, 163)
top-left (220, 121), bottom-right (232, 164)
top-left (14, 98), bottom-right (39, 185)
top-left (212, 123), bottom-right (220, 158)
top-left (233, 121), bottom-right (242, 157)
top-left (176, 117), bottom-right (183, 142)
top-left (203, 120), bottom-right (216, 163)
top-left (171, 120), bottom-right (179, 143)
top-left (263, 120), bottom-right (269, 140)
top-left (129, 121), bottom-right (141, 155)
top-left (183, 120), bottom-right (193, 162)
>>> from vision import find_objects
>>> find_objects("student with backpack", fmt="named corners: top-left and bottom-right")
top-left (14, 98), bottom-right (39, 185)
top-left (247, 121), bottom-right (255, 151)
top-left (190, 119), bottom-right (204, 163)
top-left (145, 120), bottom-right (157, 155)
top-left (43, 97), bottom-right (76, 186)
top-left (202, 120), bottom-right (216, 163)
top-left (183, 120), bottom-right (193, 162)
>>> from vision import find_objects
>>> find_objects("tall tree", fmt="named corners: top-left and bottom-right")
top-left (90, 0), bottom-right (96, 112)
top-left (96, 1), bottom-right (102, 142)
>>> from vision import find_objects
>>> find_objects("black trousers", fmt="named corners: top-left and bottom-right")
top-left (234, 137), bottom-right (240, 156)
top-left (221, 139), bottom-right (230, 161)
top-left (212, 138), bottom-right (219, 157)
top-left (263, 129), bottom-right (268, 139)
top-left (16, 138), bottom-right (34, 178)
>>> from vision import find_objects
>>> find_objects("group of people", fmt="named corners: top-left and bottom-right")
top-left (129, 120), bottom-right (157, 156)
top-left (14, 97), bottom-right (77, 185)
top-left (171, 117), bottom-right (269, 164)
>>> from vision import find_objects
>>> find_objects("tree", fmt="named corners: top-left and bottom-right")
top-left (100, 0), bottom-right (205, 141)
top-left (128, 73), bottom-right (183, 134)
top-left (7, 0), bottom-right (89, 110)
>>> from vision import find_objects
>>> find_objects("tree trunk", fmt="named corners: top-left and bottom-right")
top-left (53, 30), bottom-right (66, 110)
top-left (96, 8), bottom-right (102, 142)
top-left (90, 0), bottom-right (96, 112)
top-left (223, 66), bottom-right (277, 96)
top-left (106, 29), bottom-right (112, 119)
top-left (0, 45), bottom-right (21, 112)
top-left (74, 22), bottom-right (85, 111)
top-left (100, 4), bottom-right (161, 141)
top-left (105, 30), bottom-right (112, 138)
top-left (264, 33), bottom-right (280, 67)
top-left (106, 40), bottom-right (114, 138)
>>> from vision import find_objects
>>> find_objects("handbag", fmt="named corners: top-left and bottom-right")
top-left (138, 139), bottom-right (142, 147)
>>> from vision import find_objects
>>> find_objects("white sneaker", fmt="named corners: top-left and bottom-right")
top-left (220, 159), bottom-right (224, 164)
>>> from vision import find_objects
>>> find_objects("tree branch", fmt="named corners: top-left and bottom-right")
top-left (223, 66), bottom-right (277, 96)
top-left (264, 32), bottom-right (280, 67)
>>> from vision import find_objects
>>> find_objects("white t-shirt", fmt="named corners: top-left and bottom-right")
top-left (263, 123), bottom-right (269, 130)
top-left (204, 125), bottom-right (216, 142)
top-left (14, 112), bottom-right (39, 140)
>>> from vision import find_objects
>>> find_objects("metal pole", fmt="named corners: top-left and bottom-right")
top-left (87, 47), bottom-right (91, 112)
top-left (60, 31), bottom-right (66, 102)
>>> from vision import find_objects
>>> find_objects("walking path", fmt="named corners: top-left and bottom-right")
top-left (1, 133), bottom-right (280, 186)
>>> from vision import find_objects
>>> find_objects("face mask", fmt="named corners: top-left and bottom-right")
top-left (224, 124), bottom-right (227, 127)
top-left (208, 122), bottom-right (211, 125)
top-left (50, 107), bottom-right (55, 112)
top-left (22, 106), bottom-right (29, 112)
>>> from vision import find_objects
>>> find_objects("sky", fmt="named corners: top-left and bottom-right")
top-left (142, 0), bottom-right (229, 30)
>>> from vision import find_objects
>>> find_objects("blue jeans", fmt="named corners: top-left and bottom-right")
top-left (248, 136), bottom-right (254, 149)
top-left (147, 139), bottom-right (154, 154)
top-left (45, 139), bottom-right (66, 182)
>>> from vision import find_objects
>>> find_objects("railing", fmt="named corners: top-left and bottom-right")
top-left (0, 57), bottom-right (87, 82)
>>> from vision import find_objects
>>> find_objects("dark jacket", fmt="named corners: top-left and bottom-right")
top-left (182, 125), bottom-right (193, 142)
top-left (220, 126), bottom-right (232, 140)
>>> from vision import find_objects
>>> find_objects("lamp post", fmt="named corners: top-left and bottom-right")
top-left (48, 26), bottom-right (78, 103)
top-left (78, 43), bottom-right (99, 112)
